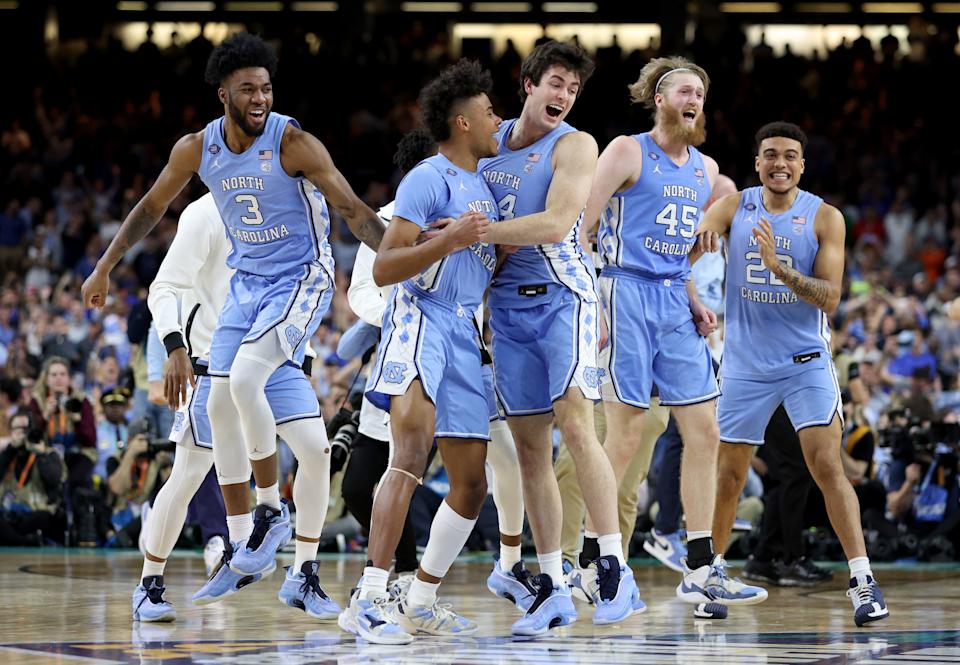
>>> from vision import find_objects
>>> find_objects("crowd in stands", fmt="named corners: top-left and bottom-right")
top-left (2, 16), bottom-right (959, 560)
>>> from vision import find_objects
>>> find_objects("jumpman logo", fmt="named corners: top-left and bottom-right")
top-left (653, 164), bottom-right (662, 175)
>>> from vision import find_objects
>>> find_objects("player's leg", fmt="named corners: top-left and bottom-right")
top-left (398, 436), bottom-right (487, 636)
top-left (132, 428), bottom-right (212, 622)
top-left (275, 416), bottom-right (340, 620)
top-left (787, 370), bottom-right (886, 626)
top-left (644, 410), bottom-right (688, 572)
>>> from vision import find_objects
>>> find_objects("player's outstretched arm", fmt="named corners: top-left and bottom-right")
top-left (580, 135), bottom-right (643, 253)
top-left (81, 133), bottom-right (201, 308)
top-left (691, 192), bottom-right (740, 263)
top-left (755, 203), bottom-right (844, 314)
top-left (372, 212), bottom-right (488, 287)
top-left (486, 131), bottom-right (598, 246)
top-left (282, 126), bottom-right (385, 251)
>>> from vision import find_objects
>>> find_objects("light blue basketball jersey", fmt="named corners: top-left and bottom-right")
top-left (598, 133), bottom-right (712, 281)
top-left (198, 112), bottom-right (334, 279)
top-left (393, 153), bottom-right (498, 310)
top-left (480, 119), bottom-right (598, 309)
top-left (723, 186), bottom-right (831, 379)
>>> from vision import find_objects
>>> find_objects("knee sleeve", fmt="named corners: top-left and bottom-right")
top-left (278, 418), bottom-right (330, 539)
top-left (145, 434), bottom-right (213, 559)
top-left (230, 351), bottom-right (279, 461)
top-left (487, 420), bottom-right (525, 536)
top-left (209, 377), bottom-right (252, 484)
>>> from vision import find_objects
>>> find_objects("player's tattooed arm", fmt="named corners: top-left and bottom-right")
top-left (283, 125), bottom-right (385, 250)
top-left (754, 203), bottom-right (844, 314)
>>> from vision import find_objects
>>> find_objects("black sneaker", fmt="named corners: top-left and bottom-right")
top-left (742, 555), bottom-right (781, 585)
top-left (778, 557), bottom-right (833, 586)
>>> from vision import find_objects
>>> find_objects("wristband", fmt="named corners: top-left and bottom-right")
top-left (163, 332), bottom-right (186, 355)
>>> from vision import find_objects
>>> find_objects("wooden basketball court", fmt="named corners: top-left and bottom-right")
top-left (1, 549), bottom-right (958, 664)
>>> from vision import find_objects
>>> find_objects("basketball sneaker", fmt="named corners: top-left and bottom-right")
top-left (676, 555), bottom-right (768, 606)
top-left (847, 574), bottom-right (888, 627)
top-left (643, 528), bottom-right (686, 573)
top-left (229, 502), bottom-right (292, 575)
top-left (564, 559), bottom-right (597, 604)
top-left (338, 582), bottom-right (413, 645)
top-left (278, 561), bottom-right (341, 620)
top-left (487, 558), bottom-right (538, 612)
top-left (741, 555), bottom-right (782, 586)
top-left (592, 555), bottom-right (646, 624)
top-left (511, 574), bottom-right (578, 637)
top-left (192, 540), bottom-right (275, 605)
top-left (394, 598), bottom-right (478, 636)
top-left (389, 572), bottom-right (415, 601)
top-left (132, 575), bottom-right (176, 622)
top-left (203, 535), bottom-right (225, 578)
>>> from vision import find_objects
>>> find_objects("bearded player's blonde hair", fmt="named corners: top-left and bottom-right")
top-left (628, 56), bottom-right (710, 111)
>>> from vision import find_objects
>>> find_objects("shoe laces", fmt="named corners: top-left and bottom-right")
top-left (524, 573), bottom-right (554, 615)
top-left (247, 505), bottom-right (280, 552)
top-left (596, 555), bottom-right (621, 602)
top-left (846, 580), bottom-right (877, 605)
top-left (299, 566), bottom-right (330, 600)
top-left (511, 561), bottom-right (538, 597)
top-left (423, 601), bottom-right (463, 628)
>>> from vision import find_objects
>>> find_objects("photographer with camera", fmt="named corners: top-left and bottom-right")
top-left (0, 409), bottom-right (67, 545)
top-left (28, 356), bottom-right (96, 487)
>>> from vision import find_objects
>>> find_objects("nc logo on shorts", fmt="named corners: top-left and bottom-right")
top-left (172, 411), bottom-right (185, 432)
top-left (383, 361), bottom-right (408, 384)
top-left (582, 366), bottom-right (605, 388)
top-left (284, 325), bottom-right (303, 348)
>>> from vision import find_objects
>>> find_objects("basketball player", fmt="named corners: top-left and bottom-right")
top-left (347, 128), bottom-right (527, 605)
top-left (480, 40), bottom-right (643, 633)
top-left (338, 60), bottom-right (501, 645)
top-left (577, 57), bottom-right (765, 611)
top-left (696, 121), bottom-right (888, 626)
top-left (132, 193), bottom-right (338, 622)
top-left (81, 33), bottom-right (384, 579)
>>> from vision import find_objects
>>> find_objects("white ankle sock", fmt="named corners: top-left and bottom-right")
top-left (360, 566), bottom-right (390, 599)
top-left (227, 513), bottom-right (254, 543)
top-left (406, 576), bottom-right (440, 607)
top-left (500, 543), bottom-right (522, 570)
top-left (141, 559), bottom-right (165, 581)
top-left (256, 483), bottom-right (282, 510)
top-left (294, 539), bottom-right (319, 572)
top-left (848, 556), bottom-right (872, 581)
top-left (537, 550), bottom-right (564, 586)
top-left (598, 532), bottom-right (625, 566)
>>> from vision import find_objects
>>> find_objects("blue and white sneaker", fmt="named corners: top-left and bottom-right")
top-left (132, 576), bottom-right (176, 622)
top-left (193, 541), bottom-right (275, 605)
top-left (278, 561), bottom-right (341, 620)
top-left (229, 502), bottom-right (292, 576)
top-left (847, 575), bottom-right (889, 627)
top-left (676, 555), bottom-right (768, 606)
top-left (643, 528), bottom-right (686, 573)
top-left (593, 555), bottom-right (646, 624)
top-left (487, 558), bottom-right (538, 612)
top-left (511, 574), bottom-right (578, 637)
top-left (338, 583), bottom-right (413, 645)
top-left (564, 559), bottom-right (597, 605)
top-left (395, 598), bottom-right (478, 636)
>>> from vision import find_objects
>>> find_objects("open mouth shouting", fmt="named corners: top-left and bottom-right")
top-left (545, 103), bottom-right (564, 119)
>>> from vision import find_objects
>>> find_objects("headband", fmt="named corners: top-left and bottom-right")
top-left (655, 67), bottom-right (696, 94)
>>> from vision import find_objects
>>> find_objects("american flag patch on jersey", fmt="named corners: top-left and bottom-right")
top-left (792, 216), bottom-right (806, 225)
top-left (526, 153), bottom-right (540, 162)
top-left (259, 150), bottom-right (273, 160)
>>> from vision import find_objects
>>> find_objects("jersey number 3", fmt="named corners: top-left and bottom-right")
top-left (655, 203), bottom-right (698, 238)
top-left (235, 194), bottom-right (264, 226)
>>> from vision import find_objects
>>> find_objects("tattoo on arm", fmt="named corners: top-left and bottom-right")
top-left (109, 204), bottom-right (160, 263)
top-left (775, 264), bottom-right (835, 310)
top-left (352, 215), bottom-right (385, 251)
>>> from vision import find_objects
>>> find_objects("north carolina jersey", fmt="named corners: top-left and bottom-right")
top-left (722, 186), bottom-right (830, 379)
top-left (481, 119), bottom-right (597, 309)
top-left (394, 153), bottom-right (498, 310)
top-left (197, 112), bottom-right (335, 279)
top-left (598, 133), bottom-right (711, 280)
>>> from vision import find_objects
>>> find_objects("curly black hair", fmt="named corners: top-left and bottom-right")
top-left (204, 32), bottom-right (278, 87)
top-left (519, 40), bottom-right (594, 103)
top-left (393, 127), bottom-right (436, 174)
top-left (418, 59), bottom-right (493, 143)
top-left (755, 121), bottom-right (808, 153)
